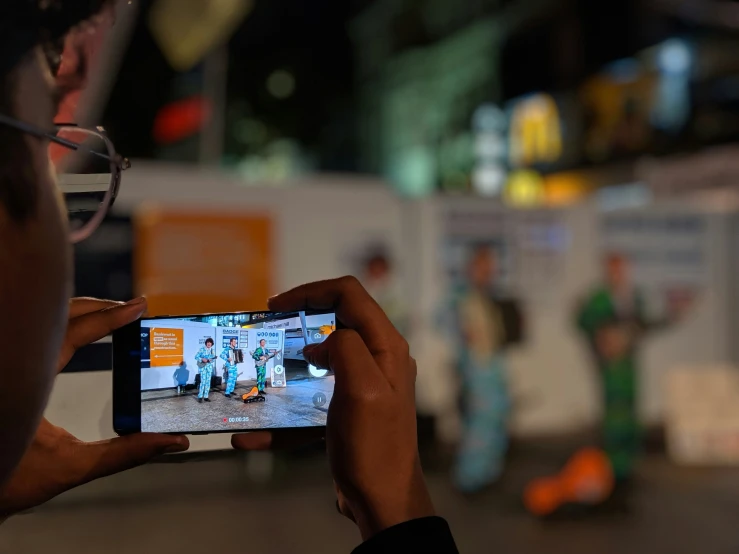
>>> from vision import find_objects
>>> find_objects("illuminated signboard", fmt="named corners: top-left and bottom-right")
top-left (508, 93), bottom-right (563, 167)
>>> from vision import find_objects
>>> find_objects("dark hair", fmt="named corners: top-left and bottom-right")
top-left (230, 337), bottom-right (237, 343)
top-left (205, 338), bottom-right (214, 346)
top-left (0, 1), bottom-right (111, 76)
top-left (260, 338), bottom-right (266, 343)
top-left (367, 253), bottom-right (389, 268)
top-left (469, 243), bottom-right (496, 262)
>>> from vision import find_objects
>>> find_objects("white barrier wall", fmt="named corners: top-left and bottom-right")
top-left (48, 162), bottom-right (737, 451)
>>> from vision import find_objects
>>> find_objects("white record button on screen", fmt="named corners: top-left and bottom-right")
top-left (308, 364), bottom-right (328, 378)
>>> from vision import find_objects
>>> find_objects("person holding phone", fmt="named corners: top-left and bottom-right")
top-left (0, 2), bottom-right (458, 552)
top-left (195, 338), bottom-right (217, 402)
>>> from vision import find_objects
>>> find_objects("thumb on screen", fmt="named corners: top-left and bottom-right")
top-left (302, 343), bottom-right (330, 371)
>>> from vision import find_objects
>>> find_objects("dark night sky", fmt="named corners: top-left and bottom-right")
top-left (103, 0), bottom-right (370, 163)
top-left (103, 0), bottom-right (680, 165)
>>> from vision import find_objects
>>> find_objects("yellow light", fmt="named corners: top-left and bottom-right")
top-left (543, 172), bottom-right (591, 206)
top-left (504, 169), bottom-right (545, 207)
top-left (149, 0), bottom-right (254, 72)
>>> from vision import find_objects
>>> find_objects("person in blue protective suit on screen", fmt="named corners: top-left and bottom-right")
top-left (220, 337), bottom-right (240, 397)
top-left (195, 338), bottom-right (217, 403)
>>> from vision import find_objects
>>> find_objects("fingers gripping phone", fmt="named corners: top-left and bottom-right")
top-left (113, 310), bottom-right (336, 435)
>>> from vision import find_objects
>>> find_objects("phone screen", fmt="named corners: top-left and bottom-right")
top-left (132, 310), bottom-right (335, 434)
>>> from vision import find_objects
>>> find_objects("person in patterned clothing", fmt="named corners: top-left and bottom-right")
top-left (445, 246), bottom-right (512, 493)
top-left (195, 338), bottom-right (217, 403)
top-left (220, 337), bottom-right (239, 397)
top-left (251, 339), bottom-right (271, 395)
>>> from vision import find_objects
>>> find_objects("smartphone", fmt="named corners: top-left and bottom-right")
top-left (113, 309), bottom-right (337, 435)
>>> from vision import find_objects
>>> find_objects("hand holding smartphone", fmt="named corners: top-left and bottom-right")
top-left (113, 309), bottom-right (336, 435)
top-left (114, 277), bottom-right (442, 546)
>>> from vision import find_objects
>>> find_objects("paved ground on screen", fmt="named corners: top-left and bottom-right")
top-left (141, 375), bottom-right (333, 432)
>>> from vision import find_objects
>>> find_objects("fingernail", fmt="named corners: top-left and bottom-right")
top-left (125, 297), bottom-right (146, 306)
top-left (164, 437), bottom-right (189, 453)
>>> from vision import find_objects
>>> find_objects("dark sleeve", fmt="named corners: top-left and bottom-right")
top-left (351, 517), bottom-right (458, 554)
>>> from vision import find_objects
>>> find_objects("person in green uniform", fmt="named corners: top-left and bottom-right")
top-left (576, 253), bottom-right (683, 483)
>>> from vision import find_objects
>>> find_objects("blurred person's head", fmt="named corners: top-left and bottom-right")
top-left (605, 253), bottom-right (629, 290)
top-left (231, 338), bottom-right (238, 347)
top-left (467, 245), bottom-right (497, 289)
top-left (259, 339), bottom-right (266, 347)
top-left (365, 252), bottom-right (391, 283)
top-left (205, 338), bottom-right (214, 347)
top-left (0, 0), bottom-right (110, 488)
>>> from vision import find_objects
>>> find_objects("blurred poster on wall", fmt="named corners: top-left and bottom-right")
top-left (442, 204), bottom-right (569, 305)
top-left (510, 210), bottom-right (570, 305)
top-left (134, 206), bottom-right (272, 316)
top-left (600, 212), bottom-right (707, 314)
top-left (443, 205), bottom-right (512, 289)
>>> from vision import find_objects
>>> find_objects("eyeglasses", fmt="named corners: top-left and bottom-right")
top-left (0, 113), bottom-right (129, 243)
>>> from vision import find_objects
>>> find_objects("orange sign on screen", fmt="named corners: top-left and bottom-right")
top-left (135, 207), bottom-right (272, 316)
top-left (150, 328), bottom-right (184, 367)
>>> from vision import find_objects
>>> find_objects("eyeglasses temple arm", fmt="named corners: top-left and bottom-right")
top-left (46, 133), bottom-right (114, 163)
top-left (0, 114), bottom-right (117, 164)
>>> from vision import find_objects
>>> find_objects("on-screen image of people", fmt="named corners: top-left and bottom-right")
top-left (195, 338), bottom-right (217, 403)
top-left (576, 252), bottom-right (690, 487)
top-left (220, 337), bottom-right (240, 397)
top-left (447, 245), bottom-right (513, 494)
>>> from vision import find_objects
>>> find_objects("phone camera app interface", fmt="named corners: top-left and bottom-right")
top-left (139, 311), bottom-right (335, 433)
